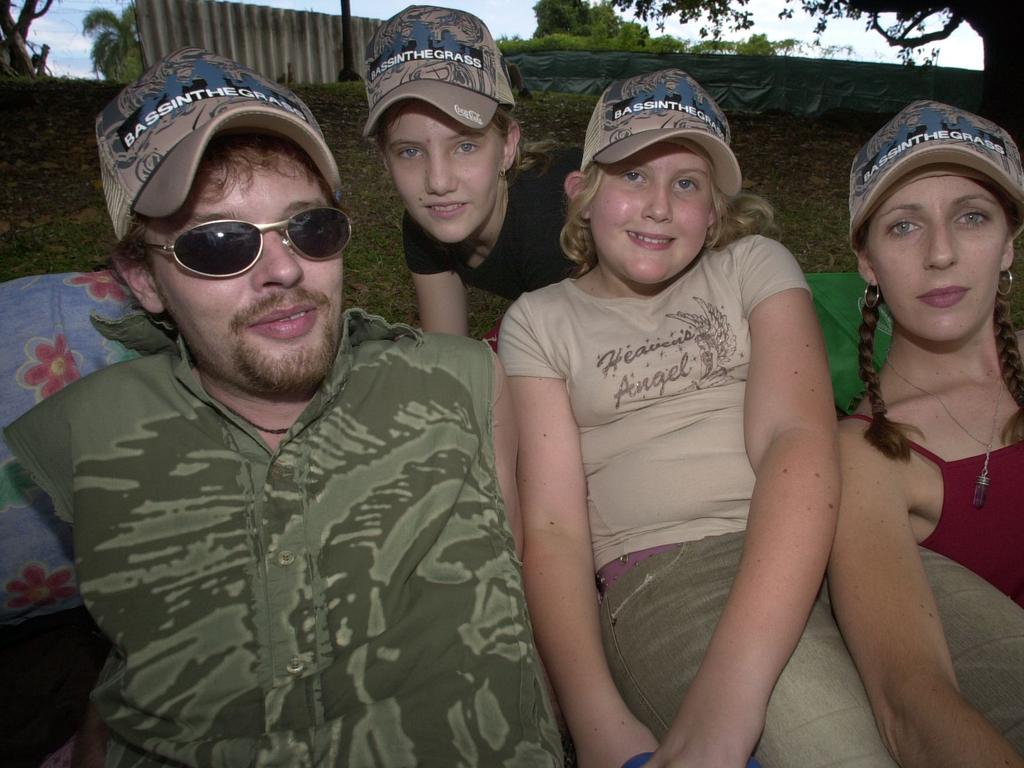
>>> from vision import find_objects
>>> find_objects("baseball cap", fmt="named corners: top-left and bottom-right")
top-left (96, 47), bottom-right (342, 239)
top-left (362, 4), bottom-right (515, 137)
top-left (849, 99), bottom-right (1024, 244)
top-left (581, 68), bottom-right (742, 196)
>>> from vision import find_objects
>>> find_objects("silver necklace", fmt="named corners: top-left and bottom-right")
top-left (886, 360), bottom-right (1001, 509)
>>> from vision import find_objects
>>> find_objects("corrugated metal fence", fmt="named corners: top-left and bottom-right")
top-left (136, 0), bottom-right (382, 84)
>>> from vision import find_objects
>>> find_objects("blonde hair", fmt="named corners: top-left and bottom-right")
top-left (560, 147), bottom-right (777, 276)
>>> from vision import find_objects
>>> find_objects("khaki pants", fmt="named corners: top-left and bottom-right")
top-left (916, 547), bottom-right (1024, 750)
top-left (599, 531), bottom-right (1023, 767)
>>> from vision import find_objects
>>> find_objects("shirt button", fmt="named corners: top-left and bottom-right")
top-left (286, 658), bottom-right (304, 675)
top-left (277, 550), bottom-right (296, 566)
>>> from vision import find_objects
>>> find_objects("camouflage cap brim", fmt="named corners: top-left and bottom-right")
top-left (362, 80), bottom-right (499, 137)
top-left (593, 128), bottom-right (742, 196)
top-left (363, 5), bottom-right (514, 137)
top-left (134, 107), bottom-right (340, 220)
top-left (581, 68), bottom-right (742, 195)
top-left (849, 100), bottom-right (1024, 244)
top-left (97, 47), bottom-right (341, 239)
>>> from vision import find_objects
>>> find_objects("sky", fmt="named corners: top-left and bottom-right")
top-left (29, 0), bottom-right (984, 80)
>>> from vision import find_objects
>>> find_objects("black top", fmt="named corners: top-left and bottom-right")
top-left (403, 147), bottom-right (582, 300)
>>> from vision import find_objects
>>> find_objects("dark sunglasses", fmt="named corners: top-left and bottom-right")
top-left (144, 207), bottom-right (351, 278)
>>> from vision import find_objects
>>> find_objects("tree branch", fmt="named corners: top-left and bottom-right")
top-left (14, 0), bottom-right (46, 38)
top-left (32, 0), bottom-right (54, 21)
top-left (868, 10), bottom-right (962, 47)
top-left (1, 0), bottom-right (17, 36)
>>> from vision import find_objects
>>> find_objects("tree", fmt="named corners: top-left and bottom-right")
top-left (587, 1), bottom-right (622, 38)
top-left (518, 1), bottom-right (802, 56)
top-left (534, 0), bottom-right (591, 37)
top-left (1, 0), bottom-right (55, 77)
top-left (611, 0), bottom-right (1023, 136)
top-left (83, 4), bottom-right (141, 81)
top-left (689, 32), bottom-right (802, 57)
top-left (337, 0), bottom-right (360, 81)
top-left (530, 0), bottom-right (657, 48)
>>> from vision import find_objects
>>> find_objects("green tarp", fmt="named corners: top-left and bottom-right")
top-left (506, 51), bottom-right (982, 116)
top-left (805, 273), bottom-right (892, 413)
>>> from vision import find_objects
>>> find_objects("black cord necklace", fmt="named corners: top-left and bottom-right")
top-left (224, 405), bottom-right (291, 435)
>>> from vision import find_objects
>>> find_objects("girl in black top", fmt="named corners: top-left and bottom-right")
top-left (362, 4), bottom-right (576, 334)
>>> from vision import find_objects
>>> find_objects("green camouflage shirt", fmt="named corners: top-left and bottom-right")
top-left (5, 309), bottom-right (562, 767)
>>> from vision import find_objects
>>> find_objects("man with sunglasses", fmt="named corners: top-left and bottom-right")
top-left (4, 48), bottom-right (561, 767)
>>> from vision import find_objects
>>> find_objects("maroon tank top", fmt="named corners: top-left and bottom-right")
top-left (848, 415), bottom-right (1023, 608)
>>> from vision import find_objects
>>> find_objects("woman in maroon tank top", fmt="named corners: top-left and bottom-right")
top-left (830, 100), bottom-right (1024, 767)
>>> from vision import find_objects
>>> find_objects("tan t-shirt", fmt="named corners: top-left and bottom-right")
top-left (500, 235), bottom-right (808, 569)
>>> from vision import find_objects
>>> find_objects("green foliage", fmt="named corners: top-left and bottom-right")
top-left (612, 0), bottom-right (756, 39)
top-left (83, 5), bottom-right (142, 82)
top-left (532, 0), bottom-right (653, 46)
top-left (609, 0), bottom-right (967, 66)
top-left (501, 30), bottom-right (803, 56)
top-left (533, 0), bottom-right (590, 37)
top-left (587, 1), bottom-right (624, 38)
top-left (521, 0), bottom-right (816, 55)
top-left (688, 33), bottom-right (800, 56)
top-left (735, 33), bottom-right (794, 56)
top-left (501, 31), bottom-right (674, 53)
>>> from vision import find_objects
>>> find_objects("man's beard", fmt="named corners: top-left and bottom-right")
top-left (228, 289), bottom-right (343, 397)
top-left (160, 284), bottom-right (344, 400)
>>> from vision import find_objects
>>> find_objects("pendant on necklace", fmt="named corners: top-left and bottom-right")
top-left (973, 446), bottom-right (994, 510)
top-left (972, 472), bottom-right (991, 509)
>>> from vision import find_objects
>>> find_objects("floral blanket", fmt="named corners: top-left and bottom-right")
top-left (1, 271), bottom-right (136, 627)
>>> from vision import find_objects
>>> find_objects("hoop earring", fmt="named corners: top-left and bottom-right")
top-left (998, 269), bottom-right (1013, 297)
top-left (498, 167), bottom-right (507, 180)
top-left (864, 283), bottom-right (881, 309)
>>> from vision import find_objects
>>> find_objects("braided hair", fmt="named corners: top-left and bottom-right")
top-left (857, 279), bottom-right (1024, 457)
top-left (856, 288), bottom-right (914, 460)
top-left (993, 287), bottom-right (1024, 443)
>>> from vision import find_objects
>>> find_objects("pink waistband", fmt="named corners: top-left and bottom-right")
top-left (596, 543), bottom-right (682, 596)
